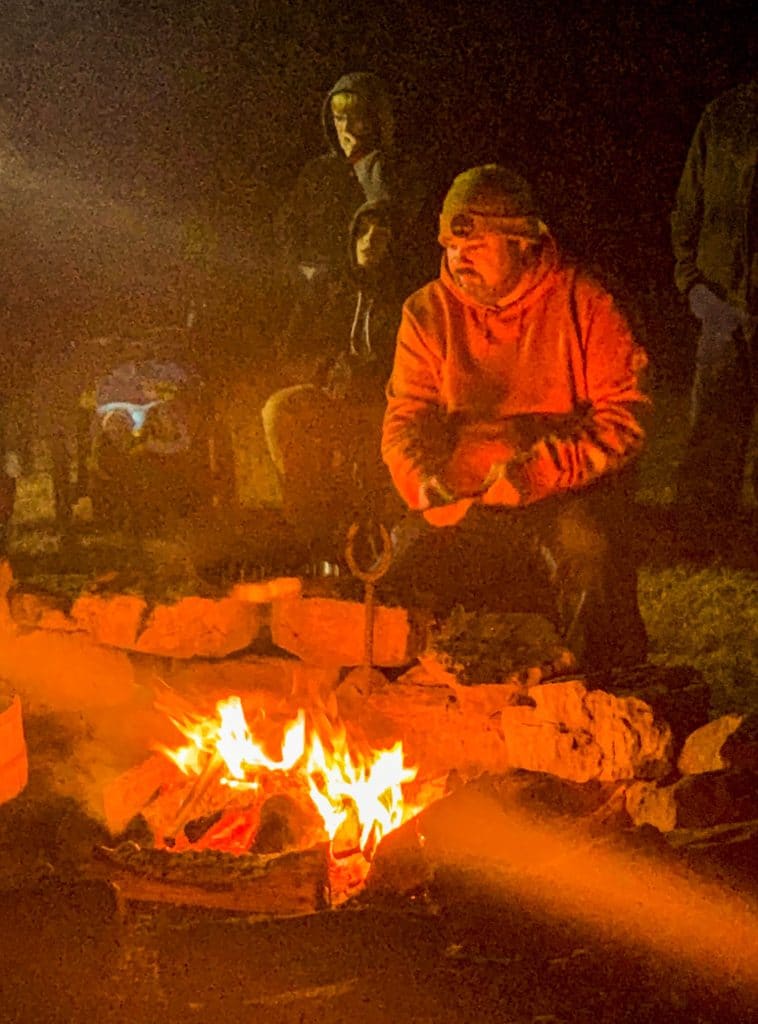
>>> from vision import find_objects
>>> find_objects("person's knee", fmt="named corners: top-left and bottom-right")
top-left (554, 510), bottom-right (609, 566)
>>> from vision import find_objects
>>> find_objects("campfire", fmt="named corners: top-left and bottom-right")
top-left (99, 691), bottom-right (425, 914)
top-left (154, 695), bottom-right (419, 859)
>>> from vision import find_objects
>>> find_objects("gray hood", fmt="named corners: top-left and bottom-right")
top-left (321, 72), bottom-right (395, 155)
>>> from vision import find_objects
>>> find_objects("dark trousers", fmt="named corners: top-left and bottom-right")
top-left (261, 384), bottom-right (401, 560)
top-left (677, 321), bottom-right (756, 518)
top-left (383, 478), bottom-right (648, 672)
top-left (0, 472), bottom-right (15, 552)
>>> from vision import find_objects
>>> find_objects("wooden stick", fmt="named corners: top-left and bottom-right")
top-left (163, 750), bottom-right (225, 846)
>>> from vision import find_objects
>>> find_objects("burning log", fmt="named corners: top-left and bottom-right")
top-left (95, 841), bottom-right (332, 916)
top-left (329, 849), bottom-right (371, 905)
top-left (251, 793), bottom-right (325, 855)
top-left (99, 688), bottom-right (422, 913)
top-left (164, 750), bottom-right (225, 846)
top-left (103, 752), bottom-right (182, 835)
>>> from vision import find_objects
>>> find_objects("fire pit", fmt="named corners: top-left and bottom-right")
top-left (98, 690), bottom-right (425, 915)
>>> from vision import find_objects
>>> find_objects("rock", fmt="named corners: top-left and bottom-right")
top-left (335, 667), bottom-right (389, 718)
top-left (626, 770), bottom-right (758, 832)
top-left (134, 595), bottom-right (262, 658)
top-left (9, 591), bottom-right (78, 632)
top-left (250, 793), bottom-right (324, 855)
top-left (598, 665), bottom-right (710, 757)
top-left (231, 578), bottom-right (302, 603)
top-left (346, 674), bottom-right (677, 785)
top-left (365, 813), bottom-right (434, 896)
top-left (678, 714), bottom-right (745, 775)
top-left (0, 692), bottom-right (27, 804)
top-left (348, 677), bottom-right (509, 782)
top-left (270, 595), bottom-right (421, 668)
top-left (70, 593), bottom-right (149, 648)
top-left (0, 631), bottom-right (137, 710)
top-left (666, 818), bottom-right (758, 896)
top-left (487, 770), bottom-right (631, 827)
top-left (500, 679), bottom-right (674, 783)
top-left (368, 772), bottom-right (634, 897)
top-left (721, 712), bottom-right (758, 772)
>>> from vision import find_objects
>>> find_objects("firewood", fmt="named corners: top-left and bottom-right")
top-left (331, 799), bottom-right (361, 858)
top-left (329, 849), bottom-right (370, 906)
top-left (103, 752), bottom-right (182, 835)
top-left (164, 750), bottom-right (225, 846)
top-left (94, 841), bottom-right (332, 915)
top-left (193, 808), bottom-right (260, 854)
top-left (251, 793), bottom-right (325, 855)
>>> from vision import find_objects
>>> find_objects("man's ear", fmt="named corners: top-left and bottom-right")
top-left (520, 239), bottom-right (542, 265)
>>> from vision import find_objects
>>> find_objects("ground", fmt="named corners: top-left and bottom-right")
top-left (1, 764), bottom-right (757, 1024)
top-left (1, 875), bottom-right (754, 1024)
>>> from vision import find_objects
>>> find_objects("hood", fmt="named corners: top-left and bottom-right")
top-left (439, 233), bottom-right (561, 317)
top-left (322, 72), bottom-right (395, 156)
top-left (346, 198), bottom-right (395, 279)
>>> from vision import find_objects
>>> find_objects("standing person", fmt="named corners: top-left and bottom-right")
top-left (263, 200), bottom-right (403, 568)
top-left (277, 71), bottom-right (427, 310)
top-left (671, 79), bottom-right (758, 525)
top-left (381, 165), bottom-right (650, 672)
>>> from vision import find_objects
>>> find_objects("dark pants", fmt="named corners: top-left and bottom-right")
top-left (382, 478), bottom-right (648, 672)
top-left (261, 384), bottom-right (401, 561)
top-left (677, 320), bottom-right (756, 519)
top-left (0, 472), bottom-right (15, 552)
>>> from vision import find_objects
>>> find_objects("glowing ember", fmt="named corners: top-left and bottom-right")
top-left (155, 696), bottom-right (418, 857)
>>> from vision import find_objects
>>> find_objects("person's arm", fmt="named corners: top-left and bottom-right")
top-left (671, 111), bottom-right (708, 297)
top-left (381, 303), bottom-right (450, 509)
top-left (352, 151), bottom-right (392, 204)
top-left (484, 288), bottom-right (649, 507)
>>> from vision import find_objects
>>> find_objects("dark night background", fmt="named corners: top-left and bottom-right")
top-left (1, 0), bottom-right (755, 384)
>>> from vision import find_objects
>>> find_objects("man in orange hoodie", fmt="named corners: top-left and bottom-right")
top-left (381, 165), bottom-right (650, 671)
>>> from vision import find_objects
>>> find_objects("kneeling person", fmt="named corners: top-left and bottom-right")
top-left (381, 165), bottom-right (650, 671)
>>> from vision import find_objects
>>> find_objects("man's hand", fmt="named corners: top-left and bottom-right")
top-left (423, 498), bottom-right (474, 526)
top-left (688, 283), bottom-right (743, 332)
top-left (418, 476), bottom-right (473, 526)
top-left (418, 475), bottom-right (456, 509)
top-left (480, 461), bottom-right (522, 507)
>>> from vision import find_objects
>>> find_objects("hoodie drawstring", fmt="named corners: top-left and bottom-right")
top-left (349, 291), bottom-right (376, 358)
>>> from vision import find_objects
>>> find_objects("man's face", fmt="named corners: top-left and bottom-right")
top-left (355, 216), bottom-right (391, 268)
top-left (445, 232), bottom-right (531, 304)
top-left (331, 93), bottom-right (377, 159)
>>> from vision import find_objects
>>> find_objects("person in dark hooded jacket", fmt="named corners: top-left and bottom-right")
top-left (277, 71), bottom-right (427, 305)
top-left (671, 79), bottom-right (757, 524)
top-left (262, 200), bottom-right (403, 565)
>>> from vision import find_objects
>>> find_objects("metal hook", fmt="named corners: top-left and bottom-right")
top-left (344, 520), bottom-right (393, 583)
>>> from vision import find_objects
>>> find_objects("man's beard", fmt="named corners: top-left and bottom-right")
top-left (454, 269), bottom-right (498, 305)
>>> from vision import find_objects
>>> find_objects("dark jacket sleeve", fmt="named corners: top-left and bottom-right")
top-left (671, 113), bottom-right (708, 297)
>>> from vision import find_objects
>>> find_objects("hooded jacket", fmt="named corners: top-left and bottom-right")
top-left (382, 242), bottom-right (649, 511)
top-left (281, 73), bottom-right (396, 280)
top-left (671, 80), bottom-right (758, 314)
top-left (279, 199), bottom-right (401, 398)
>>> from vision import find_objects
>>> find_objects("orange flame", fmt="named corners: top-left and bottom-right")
top-left (156, 696), bottom-right (418, 856)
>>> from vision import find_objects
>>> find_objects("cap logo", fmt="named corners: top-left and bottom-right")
top-left (450, 212), bottom-right (474, 238)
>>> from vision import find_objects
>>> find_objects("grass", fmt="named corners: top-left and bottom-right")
top-left (635, 385), bottom-right (758, 718)
top-left (640, 565), bottom-right (758, 717)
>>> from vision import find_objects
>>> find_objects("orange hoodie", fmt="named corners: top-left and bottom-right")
top-left (382, 247), bottom-right (649, 514)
